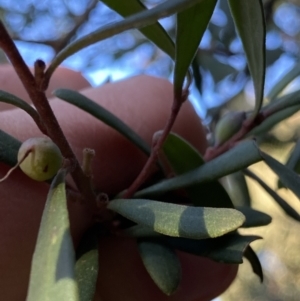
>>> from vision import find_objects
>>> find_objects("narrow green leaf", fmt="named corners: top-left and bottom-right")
top-left (0, 130), bottom-right (21, 166)
top-left (162, 132), bottom-right (204, 174)
top-left (101, 0), bottom-right (174, 58)
top-left (75, 250), bottom-right (99, 301)
top-left (262, 152), bottom-right (300, 200)
top-left (46, 0), bottom-right (210, 79)
top-left (27, 170), bottom-right (79, 301)
top-left (138, 240), bottom-right (181, 295)
top-left (237, 206), bottom-right (272, 228)
top-left (264, 90), bottom-right (300, 116)
top-left (167, 234), bottom-right (260, 264)
top-left (174, 0), bottom-right (217, 92)
top-left (222, 172), bottom-right (251, 207)
top-left (284, 139), bottom-right (300, 174)
top-left (108, 199), bottom-right (245, 239)
top-left (266, 61), bottom-right (300, 101)
top-left (278, 139), bottom-right (300, 189)
top-left (54, 89), bottom-right (150, 155)
top-left (248, 104), bottom-right (300, 136)
top-left (228, 0), bottom-right (266, 117)
top-left (244, 246), bottom-right (263, 282)
top-left (204, 235), bottom-right (261, 264)
top-left (244, 169), bottom-right (300, 222)
top-left (0, 90), bottom-right (40, 119)
top-left (135, 140), bottom-right (262, 198)
top-left (162, 132), bottom-right (233, 208)
top-left (127, 228), bottom-right (260, 264)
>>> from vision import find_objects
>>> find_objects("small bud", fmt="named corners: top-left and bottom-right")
top-left (214, 111), bottom-right (246, 146)
top-left (17, 137), bottom-right (63, 181)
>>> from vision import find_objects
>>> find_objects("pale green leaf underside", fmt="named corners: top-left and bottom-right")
top-left (75, 250), bottom-right (99, 301)
top-left (108, 199), bottom-right (245, 239)
top-left (26, 170), bottom-right (79, 301)
top-left (138, 240), bottom-right (181, 295)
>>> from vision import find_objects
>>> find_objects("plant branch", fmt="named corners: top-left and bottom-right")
top-left (0, 21), bottom-right (96, 209)
top-left (10, 0), bottom-right (97, 54)
top-left (123, 93), bottom-right (186, 198)
top-left (204, 113), bottom-right (264, 161)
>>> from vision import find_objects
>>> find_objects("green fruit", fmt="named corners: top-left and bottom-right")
top-left (17, 137), bottom-right (63, 181)
top-left (214, 111), bottom-right (246, 146)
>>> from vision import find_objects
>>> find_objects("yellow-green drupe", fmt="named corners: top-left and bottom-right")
top-left (18, 137), bottom-right (63, 181)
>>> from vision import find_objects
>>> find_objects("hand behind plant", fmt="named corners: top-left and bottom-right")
top-left (0, 65), bottom-right (237, 301)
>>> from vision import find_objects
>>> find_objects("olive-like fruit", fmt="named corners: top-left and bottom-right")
top-left (17, 137), bottom-right (63, 181)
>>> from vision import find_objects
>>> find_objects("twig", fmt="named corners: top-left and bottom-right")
top-left (204, 113), bottom-right (264, 161)
top-left (123, 92), bottom-right (186, 198)
top-left (34, 59), bottom-right (46, 89)
top-left (0, 21), bottom-right (97, 209)
top-left (9, 0), bottom-right (98, 54)
top-left (82, 148), bottom-right (95, 177)
top-left (46, 0), bottom-right (98, 53)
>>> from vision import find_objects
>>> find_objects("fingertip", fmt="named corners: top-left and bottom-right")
top-left (95, 237), bottom-right (238, 301)
top-left (0, 65), bottom-right (90, 111)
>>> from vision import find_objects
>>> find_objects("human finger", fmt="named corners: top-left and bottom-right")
top-left (0, 74), bottom-right (237, 301)
top-left (0, 65), bottom-right (90, 111)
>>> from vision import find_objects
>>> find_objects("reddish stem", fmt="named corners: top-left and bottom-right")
top-left (204, 113), bottom-right (265, 161)
top-left (0, 21), bottom-right (96, 209)
top-left (123, 93), bottom-right (184, 198)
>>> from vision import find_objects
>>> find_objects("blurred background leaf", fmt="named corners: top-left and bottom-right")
top-left (174, 0), bottom-right (217, 93)
top-left (228, 0), bottom-right (266, 118)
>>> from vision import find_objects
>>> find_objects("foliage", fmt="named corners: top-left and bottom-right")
top-left (0, 0), bottom-right (300, 300)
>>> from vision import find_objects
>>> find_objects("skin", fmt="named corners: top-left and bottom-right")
top-left (0, 65), bottom-right (237, 301)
